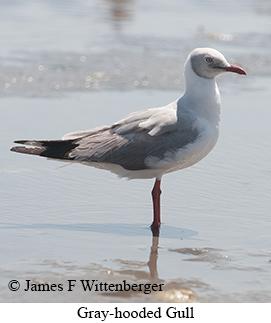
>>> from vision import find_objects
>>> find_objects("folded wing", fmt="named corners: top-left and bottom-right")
top-left (11, 101), bottom-right (199, 171)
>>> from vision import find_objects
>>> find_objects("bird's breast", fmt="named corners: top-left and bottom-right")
top-left (146, 117), bottom-right (219, 174)
top-left (172, 118), bottom-right (219, 171)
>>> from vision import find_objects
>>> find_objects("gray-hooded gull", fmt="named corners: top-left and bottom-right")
top-left (11, 48), bottom-right (246, 233)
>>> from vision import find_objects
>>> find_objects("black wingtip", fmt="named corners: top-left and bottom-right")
top-left (10, 139), bottom-right (78, 159)
top-left (10, 146), bottom-right (46, 155)
top-left (13, 140), bottom-right (25, 144)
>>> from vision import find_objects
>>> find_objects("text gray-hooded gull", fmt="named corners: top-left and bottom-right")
top-left (11, 48), bottom-right (246, 233)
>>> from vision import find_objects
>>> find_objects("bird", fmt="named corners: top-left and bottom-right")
top-left (11, 48), bottom-right (246, 233)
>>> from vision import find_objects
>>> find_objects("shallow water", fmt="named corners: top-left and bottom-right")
top-left (0, 0), bottom-right (271, 302)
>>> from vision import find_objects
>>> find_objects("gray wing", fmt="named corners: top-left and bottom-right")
top-left (69, 104), bottom-right (199, 171)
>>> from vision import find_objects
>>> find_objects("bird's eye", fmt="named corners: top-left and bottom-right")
top-left (205, 56), bottom-right (213, 64)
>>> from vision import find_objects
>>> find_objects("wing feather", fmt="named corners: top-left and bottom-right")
top-left (11, 99), bottom-right (199, 171)
top-left (70, 107), bottom-right (198, 170)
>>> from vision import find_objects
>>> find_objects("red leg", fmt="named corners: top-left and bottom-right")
top-left (151, 179), bottom-right (162, 231)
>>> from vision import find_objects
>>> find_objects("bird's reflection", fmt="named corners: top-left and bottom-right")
top-left (111, 225), bottom-right (197, 302)
top-left (147, 233), bottom-right (159, 281)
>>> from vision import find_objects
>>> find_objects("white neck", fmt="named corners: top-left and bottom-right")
top-left (181, 59), bottom-right (221, 123)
